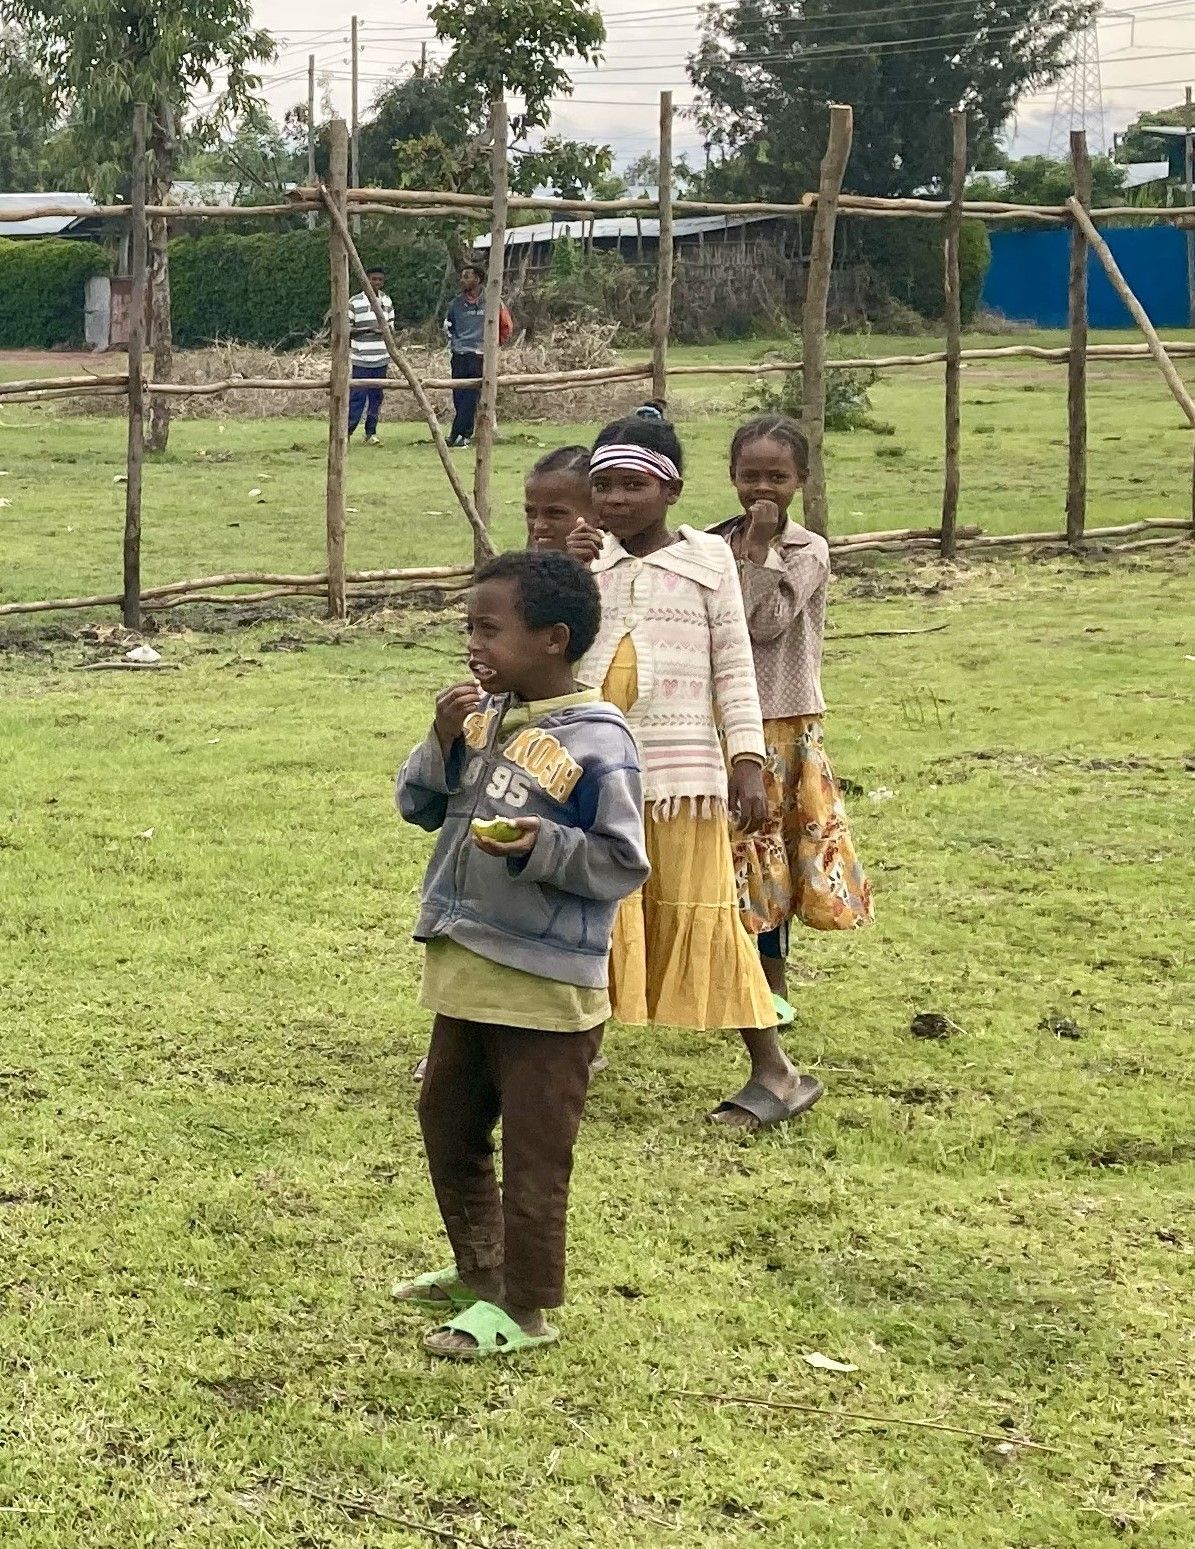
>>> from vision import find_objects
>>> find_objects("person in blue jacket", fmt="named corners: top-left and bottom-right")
top-left (393, 549), bottom-right (649, 1360)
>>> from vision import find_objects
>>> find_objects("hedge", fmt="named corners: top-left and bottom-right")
top-left (0, 238), bottom-right (110, 349)
top-left (169, 228), bottom-right (447, 347)
top-left (859, 217), bottom-right (991, 324)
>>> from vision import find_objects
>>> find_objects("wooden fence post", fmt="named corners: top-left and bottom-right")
top-left (1185, 86), bottom-right (1194, 328)
top-left (940, 109), bottom-right (967, 559)
top-left (1066, 131), bottom-right (1092, 548)
top-left (123, 103), bottom-right (148, 631)
top-left (473, 93), bottom-right (508, 563)
top-left (651, 90), bottom-right (674, 404)
top-left (325, 118), bottom-right (349, 621)
top-left (802, 103), bottom-right (853, 538)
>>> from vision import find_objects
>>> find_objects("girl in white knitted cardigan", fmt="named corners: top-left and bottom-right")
top-left (571, 413), bottom-right (823, 1131)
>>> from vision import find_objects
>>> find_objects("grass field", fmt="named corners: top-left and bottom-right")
top-left (3, 328), bottom-right (1195, 604)
top-left (1, 338), bottom-right (1194, 1546)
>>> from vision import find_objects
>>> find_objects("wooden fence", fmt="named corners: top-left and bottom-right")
top-left (1, 99), bottom-right (1193, 625)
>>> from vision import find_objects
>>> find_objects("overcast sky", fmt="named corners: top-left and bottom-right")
top-left (250, 1), bottom-right (1195, 172)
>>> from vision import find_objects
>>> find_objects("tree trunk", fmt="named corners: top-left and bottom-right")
top-left (146, 102), bottom-right (176, 453)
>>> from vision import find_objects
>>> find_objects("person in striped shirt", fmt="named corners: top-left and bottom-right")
top-left (347, 266), bottom-right (394, 445)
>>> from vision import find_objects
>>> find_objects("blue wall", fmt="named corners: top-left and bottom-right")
top-left (981, 225), bottom-right (1190, 328)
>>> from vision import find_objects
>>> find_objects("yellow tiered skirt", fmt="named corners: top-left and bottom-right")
top-left (602, 635), bottom-right (776, 1030)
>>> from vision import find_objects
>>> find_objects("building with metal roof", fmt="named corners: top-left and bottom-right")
top-left (0, 192), bottom-right (106, 240)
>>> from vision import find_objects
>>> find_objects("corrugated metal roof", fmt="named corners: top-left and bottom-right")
top-left (0, 191), bottom-right (102, 237)
top-left (477, 212), bottom-right (776, 249)
top-left (1132, 124), bottom-right (1195, 140)
top-left (1122, 160), bottom-right (1171, 188)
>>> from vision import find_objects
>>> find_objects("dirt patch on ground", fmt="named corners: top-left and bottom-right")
top-left (1, 347), bottom-right (124, 372)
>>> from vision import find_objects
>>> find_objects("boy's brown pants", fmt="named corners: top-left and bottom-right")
top-left (417, 1014), bottom-right (603, 1310)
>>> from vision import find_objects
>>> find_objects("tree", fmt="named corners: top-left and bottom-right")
top-left (0, 26), bottom-right (59, 189)
top-left (178, 105), bottom-right (305, 201)
top-left (356, 65), bottom-right (479, 189)
top-left (688, 0), bottom-right (1095, 201)
top-left (1, 1), bottom-right (274, 450)
top-left (621, 151), bottom-right (696, 194)
top-left (423, 0), bottom-right (606, 271)
top-left (512, 135), bottom-right (616, 198)
top-left (967, 154), bottom-right (1126, 209)
top-left (430, 0), bottom-right (605, 132)
top-left (349, 59), bottom-right (616, 265)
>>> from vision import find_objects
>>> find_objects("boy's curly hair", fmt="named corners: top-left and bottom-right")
top-left (474, 550), bottom-right (601, 662)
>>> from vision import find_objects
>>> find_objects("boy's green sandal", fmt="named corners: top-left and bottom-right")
top-left (424, 1300), bottom-right (559, 1361)
top-left (391, 1267), bottom-right (477, 1313)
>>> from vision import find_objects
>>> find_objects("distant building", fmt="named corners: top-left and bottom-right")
top-left (0, 192), bottom-right (107, 241)
top-left (475, 212), bottom-right (801, 271)
top-left (969, 161), bottom-right (1171, 199)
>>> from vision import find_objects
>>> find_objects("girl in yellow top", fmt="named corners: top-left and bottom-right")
top-left (572, 412), bottom-right (824, 1131)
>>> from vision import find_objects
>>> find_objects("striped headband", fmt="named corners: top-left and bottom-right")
top-left (589, 443), bottom-right (681, 484)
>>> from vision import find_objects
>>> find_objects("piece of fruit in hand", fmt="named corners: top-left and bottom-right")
top-left (470, 816), bottom-right (523, 843)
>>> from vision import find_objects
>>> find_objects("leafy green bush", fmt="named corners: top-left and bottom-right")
top-left (169, 227), bottom-right (446, 347)
top-left (745, 360), bottom-right (889, 433)
top-left (0, 238), bottom-right (110, 348)
top-left (859, 217), bottom-right (990, 323)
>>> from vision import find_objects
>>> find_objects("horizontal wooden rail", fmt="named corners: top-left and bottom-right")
top-left (6, 341), bottom-right (1195, 409)
top-left (2, 521), bottom-right (1187, 621)
top-left (0, 563), bottom-right (474, 618)
top-left (9, 187), bottom-right (1195, 228)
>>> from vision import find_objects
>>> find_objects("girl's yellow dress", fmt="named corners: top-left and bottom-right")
top-left (602, 635), bottom-right (776, 1030)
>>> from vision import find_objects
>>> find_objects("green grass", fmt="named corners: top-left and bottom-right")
top-left (1, 342), bottom-right (1194, 1544)
top-left (2, 535), bottom-right (1194, 1542)
top-left (3, 330), bottom-right (1195, 604)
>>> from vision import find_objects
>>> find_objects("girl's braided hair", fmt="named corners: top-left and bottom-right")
top-left (729, 414), bottom-right (809, 478)
top-left (529, 445), bottom-right (591, 477)
top-left (593, 411), bottom-right (685, 475)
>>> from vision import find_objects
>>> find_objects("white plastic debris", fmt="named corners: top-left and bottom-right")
top-left (867, 787), bottom-right (896, 804)
top-left (137, 827), bottom-right (155, 840)
top-left (124, 645), bottom-right (162, 664)
top-left (802, 1352), bottom-right (859, 1373)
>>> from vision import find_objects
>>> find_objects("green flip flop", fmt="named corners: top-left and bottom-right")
top-left (423, 1299), bottom-right (559, 1361)
top-left (391, 1266), bottom-right (477, 1313)
top-left (773, 992), bottom-right (796, 1027)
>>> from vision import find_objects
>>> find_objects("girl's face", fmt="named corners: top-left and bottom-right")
top-left (525, 469), bottom-right (590, 552)
top-left (732, 435), bottom-right (804, 517)
top-left (589, 466), bottom-right (680, 545)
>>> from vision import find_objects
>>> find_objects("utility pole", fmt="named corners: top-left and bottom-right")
top-left (419, 41), bottom-right (427, 78)
top-left (307, 53), bottom-right (316, 230)
top-left (350, 16), bottom-right (361, 235)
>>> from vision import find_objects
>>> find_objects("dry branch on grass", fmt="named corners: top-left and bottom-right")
top-left (668, 1390), bottom-right (1063, 1453)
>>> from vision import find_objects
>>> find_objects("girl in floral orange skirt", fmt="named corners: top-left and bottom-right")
top-left (708, 415), bottom-right (872, 1020)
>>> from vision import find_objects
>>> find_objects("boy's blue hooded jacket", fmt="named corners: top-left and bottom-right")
top-left (397, 694), bottom-right (649, 989)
